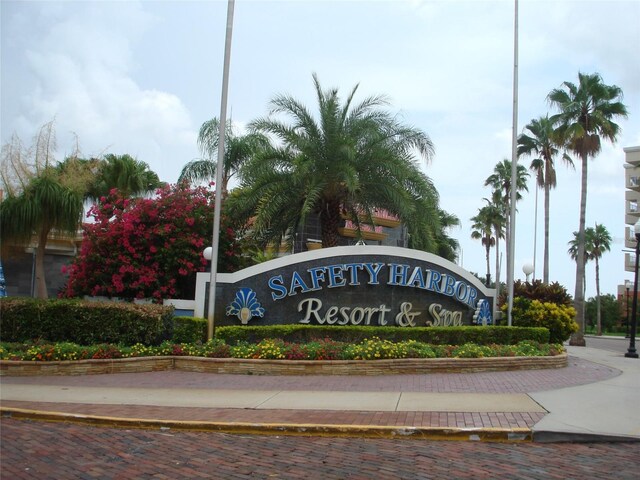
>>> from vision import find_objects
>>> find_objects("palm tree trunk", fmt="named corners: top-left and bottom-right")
top-left (596, 257), bottom-right (602, 336)
top-left (34, 227), bottom-right (50, 299)
top-left (543, 182), bottom-right (550, 284)
top-left (571, 152), bottom-right (588, 346)
top-left (493, 232), bottom-right (500, 318)
top-left (320, 200), bottom-right (341, 247)
top-left (485, 242), bottom-right (491, 287)
top-left (495, 237), bottom-right (500, 291)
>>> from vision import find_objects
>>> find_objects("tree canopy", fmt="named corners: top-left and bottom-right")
top-left (226, 74), bottom-right (446, 252)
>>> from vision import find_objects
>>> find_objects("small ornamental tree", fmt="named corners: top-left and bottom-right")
top-left (62, 184), bottom-right (239, 302)
top-left (499, 280), bottom-right (578, 343)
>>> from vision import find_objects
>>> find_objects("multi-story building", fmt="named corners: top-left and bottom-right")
top-left (620, 146), bottom-right (640, 331)
top-left (624, 146), bottom-right (640, 273)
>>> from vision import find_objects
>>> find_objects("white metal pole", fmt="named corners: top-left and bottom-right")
top-left (208, 0), bottom-right (235, 340)
top-left (507, 0), bottom-right (519, 326)
top-left (533, 183), bottom-right (538, 281)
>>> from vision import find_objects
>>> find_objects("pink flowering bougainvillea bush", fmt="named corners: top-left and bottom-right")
top-left (61, 184), bottom-right (239, 302)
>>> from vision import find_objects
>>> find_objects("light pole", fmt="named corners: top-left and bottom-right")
top-left (625, 279), bottom-right (631, 338)
top-left (625, 219), bottom-right (640, 358)
top-left (206, 0), bottom-right (235, 341)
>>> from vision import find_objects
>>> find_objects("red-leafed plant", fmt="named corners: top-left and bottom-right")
top-left (61, 184), bottom-right (239, 302)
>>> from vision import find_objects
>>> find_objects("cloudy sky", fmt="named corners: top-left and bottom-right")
top-left (2, 0), bottom-right (639, 300)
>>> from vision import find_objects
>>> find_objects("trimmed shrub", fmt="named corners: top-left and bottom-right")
top-left (507, 297), bottom-right (578, 344)
top-left (499, 280), bottom-right (573, 306)
top-left (214, 324), bottom-right (549, 345)
top-left (172, 317), bottom-right (207, 343)
top-left (0, 297), bottom-right (173, 345)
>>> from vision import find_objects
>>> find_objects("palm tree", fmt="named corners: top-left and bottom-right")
top-left (1, 170), bottom-right (83, 298)
top-left (228, 74), bottom-right (442, 250)
top-left (568, 230), bottom-right (590, 298)
top-left (1, 120), bottom-right (85, 299)
top-left (518, 115), bottom-right (573, 284)
top-left (178, 118), bottom-right (269, 195)
top-left (483, 198), bottom-right (506, 294)
top-left (590, 223), bottom-right (612, 336)
top-left (470, 206), bottom-right (496, 287)
top-left (433, 209), bottom-right (460, 262)
top-left (88, 153), bottom-right (163, 200)
top-left (549, 72), bottom-right (628, 345)
top-left (484, 158), bottom-right (529, 277)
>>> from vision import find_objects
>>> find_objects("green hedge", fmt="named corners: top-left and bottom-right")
top-left (0, 298), bottom-right (174, 346)
top-left (0, 298), bottom-right (550, 347)
top-left (213, 324), bottom-right (550, 345)
top-left (172, 316), bottom-right (208, 343)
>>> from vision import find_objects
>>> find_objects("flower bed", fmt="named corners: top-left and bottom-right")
top-left (1, 338), bottom-right (564, 362)
top-left (0, 338), bottom-right (567, 376)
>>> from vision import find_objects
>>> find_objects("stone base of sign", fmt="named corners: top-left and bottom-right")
top-left (0, 353), bottom-right (567, 377)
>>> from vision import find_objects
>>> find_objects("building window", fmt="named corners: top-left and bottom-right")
top-left (630, 176), bottom-right (640, 187)
top-left (630, 200), bottom-right (638, 213)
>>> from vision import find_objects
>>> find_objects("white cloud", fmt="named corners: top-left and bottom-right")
top-left (2, 1), bottom-right (197, 180)
top-left (2, 0), bottom-right (638, 299)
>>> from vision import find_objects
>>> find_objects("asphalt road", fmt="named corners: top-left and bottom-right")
top-left (1, 418), bottom-right (638, 480)
top-left (585, 335), bottom-right (635, 354)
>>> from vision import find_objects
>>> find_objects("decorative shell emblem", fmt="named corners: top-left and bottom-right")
top-left (473, 299), bottom-right (493, 326)
top-left (226, 288), bottom-right (265, 325)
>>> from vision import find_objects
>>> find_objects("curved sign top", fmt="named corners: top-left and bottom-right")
top-left (195, 246), bottom-right (495, 328)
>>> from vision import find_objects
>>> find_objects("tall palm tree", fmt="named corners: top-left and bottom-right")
top-left (483, 198), bottom-right (506, 294)
top-left (470, 206), bottom-right (496, 287)
top-left (228, 74), bottom-right (442, 250)
top-left (88, 153), bottom-right (162, 200)
top-left (518, 115), bottom-right (573, 284)
top-left (178, 118), bottom-right (269, 195)
top-left (484, 158), bottom-right (529, 278)
top-left (549, 72), bottom-right (628, 345)
top-left (590, 223), bottom-right (612, 336)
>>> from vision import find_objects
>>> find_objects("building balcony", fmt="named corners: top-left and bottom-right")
top-left (338, 220), bottom-right (388, 241)
top-left (341, 208), bottom-right (401, 229)
top-left (627, 174), bottom-right (640, 192)
top-left (624, 146), bottom-right (640, 166)
top-left (625, 253), bottom-right (637, 273)
top-left (626, 226), bottom-right (638, 249)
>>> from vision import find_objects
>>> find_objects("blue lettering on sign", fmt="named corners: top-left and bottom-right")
top-left (441, 274), bottom-right (456, 297)
top-left (407, 266), bottom-right (426, 289)
top-left (289, 271), bottom-right (311, 296)
top-left (343, 263), bottom-right (364, 285)
top-left (307, 266), bottom-right (327, 291)
top-left (363, 263), bottom-right (384, 285)
top-left (387, 263), bottom-right (409, 286)
top-left (268, 275), bottom-right (287, 301)
top-left (427, 269), bottom-right (442, 293)
top-left (327, 264), bottom-right (346, 288)
top-left (266, 261), bottom-right (485, 310)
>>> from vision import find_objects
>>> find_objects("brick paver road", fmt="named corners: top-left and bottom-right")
top-left (2, 418), bottom-right (638, 480)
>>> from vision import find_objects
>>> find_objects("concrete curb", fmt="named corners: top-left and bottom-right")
top-left (0, 407), bottom-right (533, 443)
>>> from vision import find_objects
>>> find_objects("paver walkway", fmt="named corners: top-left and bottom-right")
top-left (0, 356), bottom-right (620, 435)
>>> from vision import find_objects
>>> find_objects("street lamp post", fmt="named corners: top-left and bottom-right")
top-left (625, 220), bottom-right (640, 358)
top-left (625, 280), bottom-right (631, 338)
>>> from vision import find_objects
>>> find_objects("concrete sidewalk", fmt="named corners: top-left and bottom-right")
top-left (1, 345), bottom-right (638, 442)
top-left (530, 345), bottom-right (640, 442)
